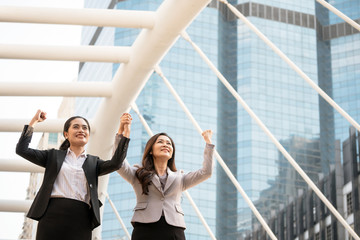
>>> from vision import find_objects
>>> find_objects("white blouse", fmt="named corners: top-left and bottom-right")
top-left (50, 148), bottom-right (90, 204)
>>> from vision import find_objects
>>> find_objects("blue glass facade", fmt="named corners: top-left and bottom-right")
top-left (78, 0), bottom-right (360, 239)
top-left (218, 1), bottom-right (323, 238)
top-left (329, 0), bottom-right (360, 144)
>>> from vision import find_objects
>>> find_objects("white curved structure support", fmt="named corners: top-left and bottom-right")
top-left (130, 103), bottom-right (153, 137)
top-left (183, 190), bottom-right (217, 240)
top-left (316, 0), bottom-right (360, 32)
top-left (0, 200), bottom-right (32, 213)
top-left (182, 28), bottom-right (360, 240)
top-left (104, 193), bottom-right (131, 240)
top-left (0, 159), bottom-right (44, 173)
top-left (0, 119), bottom-right (67, 132)
top-left (0, 6), bottom-right (156, 29)
top-left (0, 44), bottom-right (131, 63)
top-left (0, 82), bottom-right (112, 97)
top-left (87, 0), bottom-right (211, 238)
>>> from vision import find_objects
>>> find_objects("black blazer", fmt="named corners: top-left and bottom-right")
top-left (16, 125), bottom-right (130, 229)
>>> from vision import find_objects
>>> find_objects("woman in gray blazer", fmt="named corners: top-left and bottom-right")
top-left (115, 116), bottom-right (214, 240)
top-left (16, 110), bottom-right (131, 240)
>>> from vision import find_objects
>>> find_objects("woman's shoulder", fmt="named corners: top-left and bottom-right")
top-left (133, 164), bottom-right (141, 169)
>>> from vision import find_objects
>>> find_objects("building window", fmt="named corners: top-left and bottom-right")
top-left (315, 232), bottom-right (320, 240)
top-left (293, 204), bottom-right (297, 235)
top-left (48, 133), bottom-right (58, 145)
top-left (347, 193), bottom-right (353, 215)
top-left (326, 225), bottom-right (332, 240)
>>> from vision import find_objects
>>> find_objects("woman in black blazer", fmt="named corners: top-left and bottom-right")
top-left (16, 110), bottom-right (131, 240)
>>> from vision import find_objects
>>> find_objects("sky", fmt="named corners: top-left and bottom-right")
top-left (0, 0), bottom-right (84, 239)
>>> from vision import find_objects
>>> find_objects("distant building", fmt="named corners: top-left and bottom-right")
top-left (243, 126), bottom-right (359, 239)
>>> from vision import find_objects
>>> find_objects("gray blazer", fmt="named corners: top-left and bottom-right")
top-left (115, 134), bottom-right (214, 229)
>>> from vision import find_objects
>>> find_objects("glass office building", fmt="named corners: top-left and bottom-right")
top-left (77, 0), bottom-right (360, 239)
top-left (218, 1), bottom-right (323, 239)
top-left (327, 0), bottom-right (360, 143)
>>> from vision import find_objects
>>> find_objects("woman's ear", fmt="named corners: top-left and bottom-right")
top-left (64, 132), bottom-right (68, 139)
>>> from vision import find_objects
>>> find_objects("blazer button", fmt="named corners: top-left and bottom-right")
top-left (160, 198), bottom-right (164, 201)
top-left (89, 184), bottom-right (93, 188)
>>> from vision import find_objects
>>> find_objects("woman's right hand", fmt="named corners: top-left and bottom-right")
top-left (29, 110), bottom-right (47, 127)
top-left (118, 113), bottom-right (132, 137)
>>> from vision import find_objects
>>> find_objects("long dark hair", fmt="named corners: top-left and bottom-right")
top-left (135, 133), bottom-right (176, 195)
top-left (59, 116), bottom-right (91, 151)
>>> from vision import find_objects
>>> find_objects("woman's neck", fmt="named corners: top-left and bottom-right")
top-left (154, 159), bottom-right (167, 176)
top-left (69, 145), bottom-right (85, 158)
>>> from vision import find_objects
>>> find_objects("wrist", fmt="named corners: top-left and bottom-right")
top-left (29, 119), bottom-right (38, 127)
top-left (123, 130), bottom-right (130, 138)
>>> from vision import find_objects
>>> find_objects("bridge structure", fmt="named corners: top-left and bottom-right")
top-left (0, 0), bottom-right (359, 239)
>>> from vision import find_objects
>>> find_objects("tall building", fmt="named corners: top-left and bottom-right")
top-left (76, 0), bottom-right (360, 239)
top-left (218, 1), bottom-right (324, 239)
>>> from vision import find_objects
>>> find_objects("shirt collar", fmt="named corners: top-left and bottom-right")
top-left (67, 148), bottom-right (87, 158)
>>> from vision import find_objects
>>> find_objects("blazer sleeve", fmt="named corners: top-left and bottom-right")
top-left (113, 134), bottom-right (138, 185)
top-left (15, 125), bottom-right (48, 168)
top-left (97, 134), bottom-right (130, 176)
top-left (182, 143), bottom-right (215, 190)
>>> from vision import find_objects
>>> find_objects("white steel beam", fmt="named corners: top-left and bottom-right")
top-left (0, 159), bottom-right (44, 173)
top-left (0, 6), bottom-right (155, 29)
top-left (0, 44), bottom-right (131, 63)
top-left (316, 0), bottom-right (360, 32)
top-left (0, 200), bottom-right (32, 212)
top-left (87, 0), bottom-right (211, 238)
top-left (0, 82), bottom-right (112, 97)
top-left (0, 119), bottom-right (69, 132)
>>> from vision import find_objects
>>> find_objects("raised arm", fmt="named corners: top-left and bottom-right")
top-left (114, 113), bottom-right (138, 184)
top-left (182, 130), bottom-right (215, 190)
top-left (117, 112), bottom-right (132, 138)
top-left (29, 109), bottom-right (47, 127)
top-left (15, 110), bottom-right (48, 167)
top-left (201, 129), bottom-right (212, 144)
top-left (98, 113), bottom-right (132, 176)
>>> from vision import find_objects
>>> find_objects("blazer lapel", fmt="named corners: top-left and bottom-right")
top-left (163, 168), bottom-right (176, 193)
top-left (82, 155), bottom-right (97, 182)
top-left (151, 174), bottom-right (163, 193)
top-left (56, 150), bottom-right (67, 175)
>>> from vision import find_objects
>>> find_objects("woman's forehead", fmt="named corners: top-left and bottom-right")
top-left (70, 118), bottom-right (87, 126)
top-left (156, 135), bottom-right (171, 141)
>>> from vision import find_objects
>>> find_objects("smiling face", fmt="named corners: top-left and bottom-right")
top-left (151, 135), bottom-right (174, 162)
top-left (63, 118), bottom-right (90, 148)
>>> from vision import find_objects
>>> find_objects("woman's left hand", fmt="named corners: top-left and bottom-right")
top-left (201, 130), bottom-right (212, 144)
